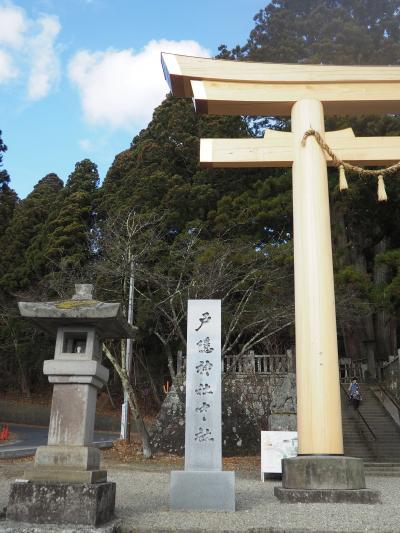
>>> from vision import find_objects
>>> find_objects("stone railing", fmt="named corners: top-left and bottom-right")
top-left (175, 349), bottom-right (293, 376)
top-left (339, 350), bottom-right (400, 387)
top-left (222, 350), bottom-right (293, 375)
top-left (339, 357), bottom-right (367, 382)
top-left (380, 351), bottom-right (400, 403)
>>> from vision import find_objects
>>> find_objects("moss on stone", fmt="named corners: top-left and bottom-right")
top-left (55, 299), bottom-right (98, 309)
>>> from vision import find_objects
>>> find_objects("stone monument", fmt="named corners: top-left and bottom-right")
top-left (170, 299), bottom-right (235, 510)
top-left (7, 284), bottom-right (136, 526)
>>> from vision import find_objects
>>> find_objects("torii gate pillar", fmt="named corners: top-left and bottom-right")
top-left (291, 98), bottom-right (343, 456)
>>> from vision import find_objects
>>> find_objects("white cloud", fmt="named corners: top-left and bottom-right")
top-left (0, 2), bottom-right (60, 98)
top-left (27, 14), bottom-right (61, 100)
top-left (0, 49), bottom-right (17, 82)
top-left (79, 138), bottom-right (93, 151)
top-left (0, 2), bottom-right (27, 48)
top-left (68, 39), bottom-right (210, 129)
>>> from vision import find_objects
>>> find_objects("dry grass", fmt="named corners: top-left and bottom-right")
top-left (102, 436), bottom-right (260, 471)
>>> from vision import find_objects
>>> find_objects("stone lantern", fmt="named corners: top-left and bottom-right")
top-left (7, 284), bottom-right (136, 527)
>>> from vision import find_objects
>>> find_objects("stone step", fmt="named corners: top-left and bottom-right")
top-left (365, 467), bottom-right (400, 472)
top-left (375, 451), bottom-right (400, 454)
top-left (345, 447), bottom-right (373, 451)
top-left (365, 462), bottom-right (400, 466)
top-left (344, 444), bottom-right (374, 448)
top-left (360, 416), bottom-right (392, 419)
top-left (344, 448), bottom-right (372, 452)
top-left (344, 435), bottom-right (374, 438)
top-left (365, 471), bottom-right (400, 476)
top-left (344, 433), bottom-right (372, 438)
top-left (365, 468), bottom-right (400, 471)
top-left (344, 441), bottom-right (371, 444)
top-left (367, 458), bottom-right (400, 462)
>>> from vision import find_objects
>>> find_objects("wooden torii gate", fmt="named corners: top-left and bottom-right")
top-left (161, 54), bottom-right (400, 461)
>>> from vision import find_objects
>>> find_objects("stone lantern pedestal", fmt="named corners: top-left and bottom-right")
top-left (6, 285), bottom-right (136, 527)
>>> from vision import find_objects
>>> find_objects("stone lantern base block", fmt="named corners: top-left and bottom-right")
top-left (34, 445), bottom-right (101, 470)
top-left (170, 470), bottom-right (235, 511)
top-left (274, 456), bottom-right (381, 504)
top-left (24, 468), bottom-right (107, 483)
top-left (6, 481), bottom-right (116, 526)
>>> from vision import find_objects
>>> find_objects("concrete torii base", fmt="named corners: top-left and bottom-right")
top-left (274, 456), bottom-right (381, 504)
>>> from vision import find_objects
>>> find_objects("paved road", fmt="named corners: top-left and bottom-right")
top-left (0, 423), bottom-right (117, 458)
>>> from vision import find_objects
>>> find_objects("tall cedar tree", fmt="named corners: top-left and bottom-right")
top-left (98, 96), bottom-right (250, 231)
top-left (0, 174), bottom-right (63, 292)
top-left (44, 159), bottom-right (99, 270)
top-left (0, 130), bottom-right (18, 238)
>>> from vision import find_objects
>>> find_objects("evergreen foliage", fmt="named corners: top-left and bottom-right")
top-left (0, 173), bottom-right (63, 292)
top-left (218, 0), bottom-right (400, 65)
top-left (45, 159), bottom-right (99, 269)
top-left (0, 130), bottom-right (18, 239)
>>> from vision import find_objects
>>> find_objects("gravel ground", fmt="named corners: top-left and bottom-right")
top-left (0, 462), bottom-right (399, 532)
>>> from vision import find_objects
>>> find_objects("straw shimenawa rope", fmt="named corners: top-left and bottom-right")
top-left (301, 128), bottom-right (400, 201)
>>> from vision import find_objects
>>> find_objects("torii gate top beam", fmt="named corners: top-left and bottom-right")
top-left (161, 53), bottom-right (400, 116)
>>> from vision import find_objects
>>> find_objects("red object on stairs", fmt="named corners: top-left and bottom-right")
top-left (0, 424), bottom-right (9, 440)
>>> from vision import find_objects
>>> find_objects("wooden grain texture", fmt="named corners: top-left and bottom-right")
top-left (291, 99), bottom-right (343, 455)
top-left (191, 80), bottom-right (400, 116)
top-left (161, 53), bottom-right (400, 104)
top-left (200, 129), bottom-right (400, 167)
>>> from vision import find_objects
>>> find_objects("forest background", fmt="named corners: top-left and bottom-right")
top-left (1, 0), bottom-right (400, 411)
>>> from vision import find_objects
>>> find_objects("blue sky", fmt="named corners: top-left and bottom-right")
top-left (0, 0), bottom-right (265, 198)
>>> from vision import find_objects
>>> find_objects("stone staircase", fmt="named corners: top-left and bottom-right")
top-left (363, 462), bottom-right (400, 476)
top-left (341, 384), bottom-right (400, 475)
top-left (341, 387), bottom-right (375, 461)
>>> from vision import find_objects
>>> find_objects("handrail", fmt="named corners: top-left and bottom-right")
top-left (370, 383), bottom-right (400, 428)
top-left (356, 408), bottom-right (377, 442)
top-left (377, 383), bottom-right (400, 412)
top-left (381, 355), bottom-right (400, 369)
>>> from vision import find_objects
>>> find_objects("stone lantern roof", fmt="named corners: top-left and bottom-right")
top-left (18, 284), bottom-right (136, 339)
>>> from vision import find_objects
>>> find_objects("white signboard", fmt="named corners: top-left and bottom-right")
top-left (185, 300), bottom-right (221, 471)
top-left (261, 431), bottom-right (298, 479)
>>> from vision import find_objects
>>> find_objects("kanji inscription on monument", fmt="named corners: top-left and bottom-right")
top-left (170, 299), bottom-right (235, 511)
top-left (185, 300), bottom-right (221, 470)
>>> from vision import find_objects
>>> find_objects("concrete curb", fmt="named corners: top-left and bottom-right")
top-left (0, 448), bottom-right (36, 460)
top-left (0, 520), bottom-right (394, 533)
top-left (0, 440), bottom-right (114, 460)
top-left (0, 399), bottom-right (122, 432)
top-left (116, 520), bottom-right (390, 533)
top-left (0, 518), bottom-right (121, 532)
